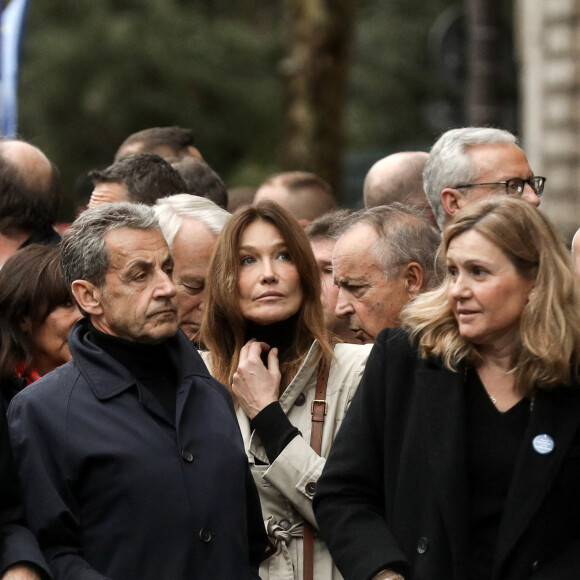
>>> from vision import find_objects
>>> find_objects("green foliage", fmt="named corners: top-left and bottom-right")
top-left (348, 0), bottom-right (459, 149)
top-left (16, 0), bottom-right (514, 214)
top-left (18, 0), bottom-right (284, 212)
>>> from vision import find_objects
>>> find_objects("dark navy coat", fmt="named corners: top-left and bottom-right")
top-left (314, 327), bottom-right (580, 580)
top-left (0, 407), bottom-right (50, 578)
top-left (7, 320), bottom-right (267, 579)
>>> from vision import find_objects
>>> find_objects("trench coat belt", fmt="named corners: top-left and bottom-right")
top-left (265, 516), bottom-right (304, 580)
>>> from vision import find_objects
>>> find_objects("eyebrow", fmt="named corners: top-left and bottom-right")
top-left (122, 254), bottom-right (173, 274)
top-left (446, 257), bottom-right (492, 268)
top-left (335, 274), bottom-right (365, 285)
top-left (125, 259), bottom-right (153, 272)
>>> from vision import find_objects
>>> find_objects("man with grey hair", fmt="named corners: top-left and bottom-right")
top-left (7, 203), bottom-right (266, 579)
top-left (423, 127), bottom-right (545, 229)
top-left (155, 194), bottom-right (230, 344)
top-left (332, 204), bottom-right (440, 344)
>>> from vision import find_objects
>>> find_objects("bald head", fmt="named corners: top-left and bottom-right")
top-left (363, 152), bottom-right (429, 207)
top-left (254, 171), bottom-right (336, 226)
top-left (1, 141), bottom-right (52, 193)
top-left (0, 139), bottom-right (61, 234)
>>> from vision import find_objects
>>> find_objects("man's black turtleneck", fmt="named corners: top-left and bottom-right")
top-left (88, 323), bottom-right (178, 417)
top-left (245, 314), bottom-right (302, 463)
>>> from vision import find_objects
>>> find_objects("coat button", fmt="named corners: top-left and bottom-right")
top-left (181, 450), bottom-right (194, 462)
top-left (295, 393), bottom-right (306, 406)
top-left (305, 481), bottom-right (316, 496)
top-left (417, 536), bottom-right (430, 554)
top-left (199, 528), bottom-right (212, 543)
top-left (279, 519), bottom-right (291, 530)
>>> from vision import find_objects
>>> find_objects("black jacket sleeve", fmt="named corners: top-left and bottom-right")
top-left (313, 329), bottom-right (408, 580)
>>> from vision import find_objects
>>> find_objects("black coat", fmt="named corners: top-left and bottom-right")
top-left (314, 328), bottom-right (580, 580)
top-left (7, 321), bottom-right (267, 580)
top-left (0, 406), bottom-right (50, 578)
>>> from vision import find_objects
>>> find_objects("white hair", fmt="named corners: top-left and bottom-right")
top-left (154, 193), bottom-right (230, 247)
top-left (423, 127), bottom-right (517, 228)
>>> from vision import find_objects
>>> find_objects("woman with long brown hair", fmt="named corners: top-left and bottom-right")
top-left (202, 201), bottom-right (371, 579)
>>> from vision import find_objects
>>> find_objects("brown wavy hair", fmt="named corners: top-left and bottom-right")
top-left (202, 201), bottom-right (333, 389)
top-left (402, 197), bottom-right (580, 394)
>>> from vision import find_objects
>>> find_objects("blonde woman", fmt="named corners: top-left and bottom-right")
top-left (315, 197), bottom-right (580, 580)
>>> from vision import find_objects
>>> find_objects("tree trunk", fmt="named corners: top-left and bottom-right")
top-left (280, 0), bottom-right (354, 198)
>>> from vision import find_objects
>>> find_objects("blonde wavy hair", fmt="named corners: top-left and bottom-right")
top-left (201, 201), bottom-right (333, 390)
top-left (401, 197), bottom-right (580, 394)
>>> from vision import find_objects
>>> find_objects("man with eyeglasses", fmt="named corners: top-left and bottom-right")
top-left (423, 127), bottom-right (545, 230)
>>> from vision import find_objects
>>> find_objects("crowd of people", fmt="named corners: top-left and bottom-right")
top-left (0, 124), bottom-right (578, 580)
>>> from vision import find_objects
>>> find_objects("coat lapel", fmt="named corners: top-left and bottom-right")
top-left (494, 388), bottom-right (580, 570)
top-left (417, 363), bottom-right (470, 572)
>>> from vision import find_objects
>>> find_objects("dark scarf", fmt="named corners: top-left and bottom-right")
top-left (243, 313), bottom-right (299, 365)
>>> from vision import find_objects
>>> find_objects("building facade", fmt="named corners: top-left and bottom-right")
top-left (517, 0), bottom-right (580, 242)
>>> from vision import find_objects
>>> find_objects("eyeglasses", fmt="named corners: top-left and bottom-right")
top-left (454, 176), bottom-right (546, 198)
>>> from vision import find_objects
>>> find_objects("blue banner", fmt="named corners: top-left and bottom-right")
top-left (1, 0), bottom-right (30, 137)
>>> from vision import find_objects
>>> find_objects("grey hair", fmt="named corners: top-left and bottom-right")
top-left (61, 202), bottom-right (160, 288)
top-left (341, 203), bottom-right (441, 288)
top-left (154, 193), bottom-right (230, 247)
top-left (423, 127), bottom-right (517, 228)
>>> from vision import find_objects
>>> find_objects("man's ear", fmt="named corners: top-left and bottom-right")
top-left (441, 188), bottom-right (463, 218)
top-left (71, 280), bottom-right (104, 316)
top-left (403, 262), bottom-right (424, 298)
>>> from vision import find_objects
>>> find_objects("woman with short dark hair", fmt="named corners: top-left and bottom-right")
top-left (0, 244), bottom-right (81, 403)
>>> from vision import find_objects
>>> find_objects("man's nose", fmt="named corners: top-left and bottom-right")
top-left (521, 184), bottom-right (541, 207)
top-left (335, 289), bottom-right (354, 319)
top-left (155, 271), bottom-right (177, 298)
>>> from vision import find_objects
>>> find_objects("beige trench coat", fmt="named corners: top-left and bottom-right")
top-left (204, 341), bottom-right (372, 579)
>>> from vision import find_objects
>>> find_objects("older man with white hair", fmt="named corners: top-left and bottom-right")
top-left (155, 194), bottom-right (230, 344)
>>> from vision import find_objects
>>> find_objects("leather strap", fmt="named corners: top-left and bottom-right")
top-left (303, 358), bottom-right (329, 580)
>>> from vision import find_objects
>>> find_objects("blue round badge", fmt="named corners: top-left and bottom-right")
top-left (532, 434), bottom-right (554, 455)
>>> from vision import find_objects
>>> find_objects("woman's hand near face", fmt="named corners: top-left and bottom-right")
top-left (233, 339), bottom-right (281, 419)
